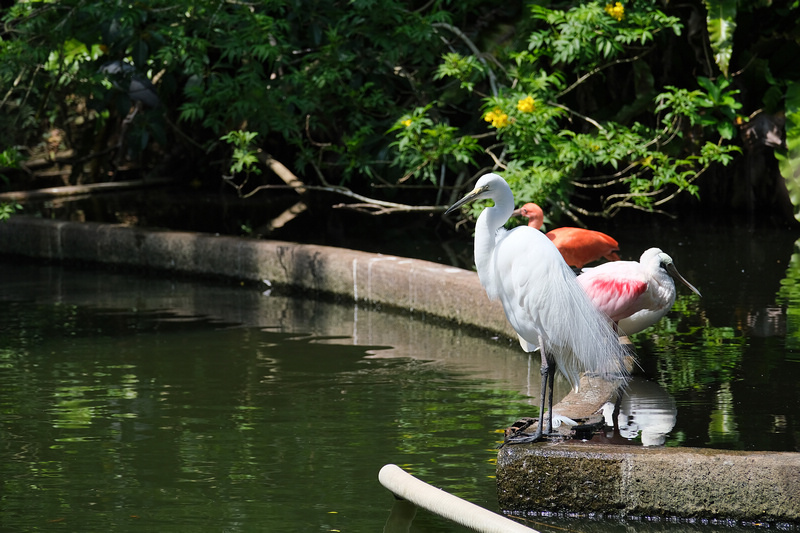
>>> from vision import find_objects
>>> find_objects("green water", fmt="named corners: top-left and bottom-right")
top-left (0, 261), bottom-right (534, 532)
top-left (0, 258), bottom-right (797, 532)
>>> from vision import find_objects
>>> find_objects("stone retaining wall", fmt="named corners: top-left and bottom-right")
top-left (0, 215), bottom-right (513, 336)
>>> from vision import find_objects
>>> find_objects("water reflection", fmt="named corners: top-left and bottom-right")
top-left (0, 261), bottom-right (534, 533)
top-left (606, 220), bottom-right (800, 452)
top-left (777, 236), bottom-right (800, 349)
top-left (600, 377), bottom-right (678, 446)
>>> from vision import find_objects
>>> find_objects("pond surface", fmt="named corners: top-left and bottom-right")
top-left (0, 261), bottom-right (505, 532)
top-left (1, 207), bottom-right (800, 532)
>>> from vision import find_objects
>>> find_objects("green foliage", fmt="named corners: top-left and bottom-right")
top-left (220, 130), bottom-right (266, 199)
top-left (388, 106), bottom-right (482, 184)
top-left (0, 202), bottom-right (22, 222)
top-left (2, 0), bottom-right (800, 220)
top-left (775, 81), bottom-right (800, 222)
top-left (436, 53), bottom-right (487, 93)
top-left (0, 0), bottom-right (487, 189)
top-left (695, 76), bottom-right (742, 139)
top-left (527, 2), bottom-right (681, 66)
top-left (657, 77), bottom-right (741, 139)
top-left (0, 148), bottom-right (23, 221)
top-left (392, 1), bottom-right (741, 219)
top-left (221, 130), bottom-right (262, 177)
top-left (0, 147), bottom-right (23, 176)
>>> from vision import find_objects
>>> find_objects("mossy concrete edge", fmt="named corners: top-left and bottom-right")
top-left (497, 441), bottom-right (800, 524)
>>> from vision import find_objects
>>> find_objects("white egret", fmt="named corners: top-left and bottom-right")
top-left (577, 247), bottom-right (701, 335)
top-left (445, 173), bottom-right (629, 443)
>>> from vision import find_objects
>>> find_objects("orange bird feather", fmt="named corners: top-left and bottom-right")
top-left (512, 203), bottom-right (621, 269)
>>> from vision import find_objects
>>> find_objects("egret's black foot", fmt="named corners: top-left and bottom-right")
top-left (500, 417), bottom-right (546, 447)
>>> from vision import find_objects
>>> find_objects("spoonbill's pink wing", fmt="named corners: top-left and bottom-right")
top-left (577, 262), bottom-right (648, 323)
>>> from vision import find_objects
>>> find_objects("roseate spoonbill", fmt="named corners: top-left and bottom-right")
top-left (512, 202), bottom-right (621, 268)
top-left (577, 247), bottom-right (701, 336)
top-left (445, 173), bottom-right (629, 443)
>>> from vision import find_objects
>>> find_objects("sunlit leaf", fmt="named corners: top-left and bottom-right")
top-left (775, 81), bottom-right (800, 222)
top-left (703, 0), bottom-right (737, 77)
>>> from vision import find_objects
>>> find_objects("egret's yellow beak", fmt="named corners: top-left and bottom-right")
top-left (444, 185), bottom-right (489, 215)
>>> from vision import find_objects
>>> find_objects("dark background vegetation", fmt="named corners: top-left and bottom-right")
top-left (2, 0), bottom-right (800, 233)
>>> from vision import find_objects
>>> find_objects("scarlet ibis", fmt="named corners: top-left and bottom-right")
top-left (577, 247), bottom-right (701, 335)
top-left (445, 173), bottom-right (629, 442)
top-left (512, 202), bottom-right (621, 268)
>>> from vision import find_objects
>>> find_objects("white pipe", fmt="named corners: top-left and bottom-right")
top-left (378, 464), bottom-right (538, 533)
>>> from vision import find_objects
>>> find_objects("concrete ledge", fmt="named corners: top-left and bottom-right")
top-left (497, 441), bottom-right (800, 523)
top-left (0, 215), bottom-right (513, 336)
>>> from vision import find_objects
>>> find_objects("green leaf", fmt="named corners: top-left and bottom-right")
top-left (716, 120), bottom-right (736, 140)
top-left (775, 81), bottom-right (800, 222)
top-left (703, 0), bottom-right (738, 77)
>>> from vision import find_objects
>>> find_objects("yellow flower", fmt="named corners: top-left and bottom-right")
top-left (484, 107), bottom-right (509, 128)
top-left (401, 119), bottom-right (412, 127)
top-left (517, 96), bottom-right (535, 113)
top-left (605, 2), bottom-right (625, 21)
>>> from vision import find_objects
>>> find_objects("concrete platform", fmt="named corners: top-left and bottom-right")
top-left (1, 214), bottom-right (798, 524)
top-left (498, 441), bottom-right (800, 524)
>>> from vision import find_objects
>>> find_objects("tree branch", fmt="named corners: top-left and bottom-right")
top-left (556, 49), bottom-right (653, 99)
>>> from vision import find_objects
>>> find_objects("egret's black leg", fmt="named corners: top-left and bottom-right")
top-left (535, 349), bottom-right (551, 439)
top-left (502, 342), bottom-right (548, 446)
top-left (544, 360), bottom-right (555, 434)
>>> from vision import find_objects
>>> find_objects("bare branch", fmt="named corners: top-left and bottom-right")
top-left (547, 101), bottom-right (605, 131)
top-left (556, 49), bottom-right (653, 99)
top-left (220, 180), bottom-right (446, 214)
top-left (256, 152), bottom-right (306, 194)
top-left (305, 114), bottom-right (332, 147)
top-left (653, 166), bottom-right (706, 206)
top-left (332, 202), bottom-right (443, 215)
top-left (572, 163), bottom-right (642, 188)
top-left (484, 143), bottom-right (507, 169)
top-left (398, 160), bottom-right (430, 183)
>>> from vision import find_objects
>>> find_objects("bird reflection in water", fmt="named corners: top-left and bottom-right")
top-left (598, 376), bottom-right (678, 446)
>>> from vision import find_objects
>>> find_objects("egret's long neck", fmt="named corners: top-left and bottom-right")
top-left (473, 187), bottom-right (514, 289)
